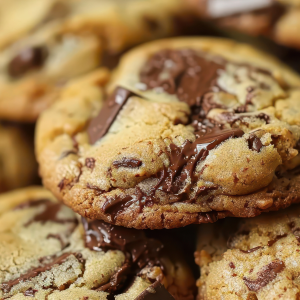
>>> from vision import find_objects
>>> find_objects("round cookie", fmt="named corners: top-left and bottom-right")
top-left (0, 186), bottom-right (195, 300)
top-left (36, 37), bottom-right (300, 229)
top-left (0, 124), bottom-right (37, 193)
top-left (0, 0), bottom-right (189, 122)
top-left (185, 0), bottom-right (300, 50)
top-left (195, 205), bottom-right (300, 299)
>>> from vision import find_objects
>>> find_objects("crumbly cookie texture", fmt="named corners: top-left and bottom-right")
top-left (0, 0), bottom-right (189, 122)
top-left (195, 205), bottom-right (300, 300)
top-left (0, 125), bottom-right (36, 193)
top-left (0, 187), bottom-right (195, 300)
top-left (186, 0), bottom-right (300, 50)
top-left (37, 38), bottom-right (300, 229)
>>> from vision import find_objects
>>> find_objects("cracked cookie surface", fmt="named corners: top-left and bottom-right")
top-left (195, 205), bottom-right (300, 300)
top-left (37, 38), bottom-right (300, 229)
top-left (0, 186), bottom-right (195, 300)
top-left (0, 0), bottom-right (188, 122)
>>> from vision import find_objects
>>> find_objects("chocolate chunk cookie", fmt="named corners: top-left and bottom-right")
top-left (186, 0), bottom-right (300, 50)
top-left (195, 205), bottom-right (300, 299)
top-left (0, 124), bottom-right (37, 193)
top-left (36, 38), bottom-right (300, 229)
top-left (0, 186), bottom-right (195, 299)
top-left (0, 0), bottom-right (190, 122)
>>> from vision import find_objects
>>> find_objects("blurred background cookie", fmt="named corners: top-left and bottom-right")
top-left (0, 124), bottom-right (37, 193)
top-left (0, 0), bottom-right (193, 122)
top-left (0, 186), bottom-right (195, 299)
top-left (185, 0), bottom-right (300, 50)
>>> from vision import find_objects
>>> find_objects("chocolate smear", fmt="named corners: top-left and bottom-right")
top-left (87, 87), bottom-right (138, 144)
top-left (82, 218), bottom-right (165, 293)
top-left (1, 253), bottom-right (74, 293)
top-left (24, 200), bottom-right (76, 227)
top-left (8, 46), bottom-right (48, 78)
top-left (243, 260), bottom-right (285, 292)
top-left (135, 281), bottom-right (175, 300)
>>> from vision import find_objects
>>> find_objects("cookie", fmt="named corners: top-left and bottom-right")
top-left (0, 0), bottom-right (73, 50)
top-left (36, 37), bottom-right (300, 229)
top-left (185, 0), bottom-right (300, 50)
top-left (195, 205), bottom-right (300, 299)
top-left (0, 186), bottom-right (195, 299)
top-left (0, 0), bottom-right (190, 122)
top-left (0, 124), bottom-right (37, 193)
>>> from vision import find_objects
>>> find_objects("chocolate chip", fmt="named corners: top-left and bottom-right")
top-left (85, 157), bottom-right (96, 169)
top-left (143, 16), bottom-right (159, 31)
top-left (113, 158), bottom-right (142, 168)
top-left (243, 260), bottom-right (285, 292)
top-left (247, 135), bottom-right (263, 153)
top-left (8, 46), bottom-right (48, 78)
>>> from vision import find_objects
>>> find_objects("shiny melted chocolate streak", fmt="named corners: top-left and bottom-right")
top-left (86, 49), bottom-right (275, 220)
top-left (82, 218), bottom-right (174, 299)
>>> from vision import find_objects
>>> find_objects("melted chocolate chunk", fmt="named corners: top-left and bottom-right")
top-left (267, 233), bottom-right (287, 247)
top-left (82, 218), bottom-right (163, 267)
top-left (135, 281), bottom-right (175, 300)
top-left (243, 260), bottom-right (285, 292)
top-left (113, 158), bottom-right (142, 168)
top-left (83, 218), bottom-right (165, 293)
top-left (8, 46), bottom-right (48, 78)
top-left (1, 253), bottom-right (74, 293)
top-left (102, 194), bottom-right (135, 221)
top-left (240, 246), bottom-right (263, 254)
top-left (140, 49), bottom-right (225, 107)
top-left (159, 127), bottom-right (243, 194)
top-left (87, 87), bottom-right (138, 144)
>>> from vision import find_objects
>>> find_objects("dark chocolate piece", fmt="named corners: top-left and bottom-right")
top-left (113, 158), bottom-right (142, 168)
top-left (8, 46), bottom-right (48, 78)
top-left (87, 87), bottom-right (138, 144)
top-left (243, 260), bottom-right (285, 292)
top-left (135, 281), bottom-right (175, 300)
top-left (247, 135), bottom-right (263, 153)
top-left (82, 218), bottom-right (163, 268)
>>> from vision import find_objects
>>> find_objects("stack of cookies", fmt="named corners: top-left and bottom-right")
top-left (1, 1), bottom-right (300, 299)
